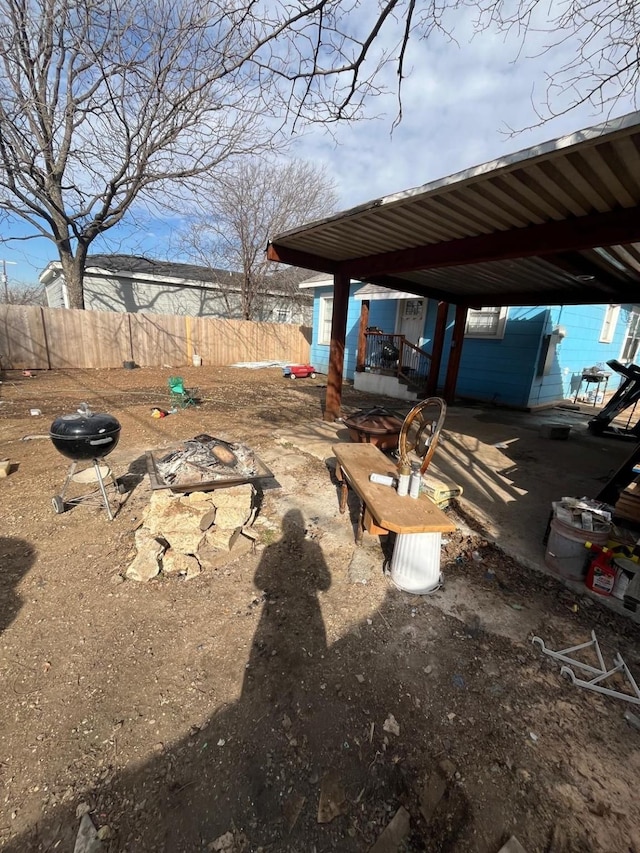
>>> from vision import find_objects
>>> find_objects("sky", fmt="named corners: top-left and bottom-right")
top-left (1, 4), bottom-right (636, 289)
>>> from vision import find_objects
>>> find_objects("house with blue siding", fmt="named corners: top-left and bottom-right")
top-left (300, 274), bottom-right (639, 408)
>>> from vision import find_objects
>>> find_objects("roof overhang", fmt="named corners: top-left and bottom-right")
top-left (268, 111), bottom-right (640, 306)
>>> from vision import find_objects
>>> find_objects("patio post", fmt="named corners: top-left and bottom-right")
top-left (443, 304), bottom-right (467, 403)
top-left (426, 300), bottom-right (448, 395)
top-left (324, 272), bottom-right (350, 421)
top-left (356, 299), bottom-right (370, 372)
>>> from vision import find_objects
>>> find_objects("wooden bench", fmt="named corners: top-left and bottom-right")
top-left (333, 443), bottom-right (456, 593)
top-left (333, 443), bottom-right (455, 541)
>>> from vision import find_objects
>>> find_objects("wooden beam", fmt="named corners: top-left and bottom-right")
top-left (356, 299), bottom-right (370, 372)
top-left (426, 301), bottom-right (448, 395)
top-left (443, 305), bottom-right (467, 403)
top-left (324, 272), bottom-right (350, 422)
top-left (267, 242), bottom-right (339, 274)
top-left (338, 206), bottom-right (640, 278)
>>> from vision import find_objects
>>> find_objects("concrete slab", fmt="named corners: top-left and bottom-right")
top-left (273, 404), bottom-right (638, 622)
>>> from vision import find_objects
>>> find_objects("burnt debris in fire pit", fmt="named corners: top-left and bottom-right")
top-left (146, 434), bottom-right (273, 491)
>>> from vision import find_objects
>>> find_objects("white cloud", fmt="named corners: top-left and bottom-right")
top-left (286, 9), bottom-right (637, 211)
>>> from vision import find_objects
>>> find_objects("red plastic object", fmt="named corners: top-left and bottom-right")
top-left (283, 364), bottom-right (316, 379)
top-left (585, 542), bottom-right (616, 596)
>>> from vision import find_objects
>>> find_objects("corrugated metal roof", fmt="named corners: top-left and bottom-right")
top-left (269, 112), bottom-right (640, 305)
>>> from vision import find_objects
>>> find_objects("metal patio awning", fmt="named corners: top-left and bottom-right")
top-left (268, 111), bottom-right (640, 306)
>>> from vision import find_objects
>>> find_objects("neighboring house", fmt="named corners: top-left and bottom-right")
top-left (40, 255), bottom-right (312, 325)
top-left (300, 275), bottom-right (639, 408)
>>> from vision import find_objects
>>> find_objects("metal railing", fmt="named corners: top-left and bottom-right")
top-left (363, 332), bottom-right (432, 391)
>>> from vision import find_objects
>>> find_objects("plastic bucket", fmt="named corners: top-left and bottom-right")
top-left (390, 531), bottom-right (442, 594)
top-left (192, 354), bottom-right (202, 367)
top-left (544, 517), bottom-right (609, 581)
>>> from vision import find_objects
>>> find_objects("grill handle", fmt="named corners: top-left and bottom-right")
top-left (89, 437), bottom-right (113, 446)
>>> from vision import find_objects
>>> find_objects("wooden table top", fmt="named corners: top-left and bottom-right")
top-left (333, 443), bottom-right (456, 535)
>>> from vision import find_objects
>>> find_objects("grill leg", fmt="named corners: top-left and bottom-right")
top-left (59, 461), bottom-right (77, 501)
top-left (93, 458), bottom-right (114, 521)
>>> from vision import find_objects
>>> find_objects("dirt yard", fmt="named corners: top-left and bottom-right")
top-left (1, 366), bottom-right (640, 853)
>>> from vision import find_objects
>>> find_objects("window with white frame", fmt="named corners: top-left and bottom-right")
top-left (465, 306), bottom-right (508, 339)
top-left (275, 306), bottom-right (291, 323)
top-left (621, 308), bottom-right (640, 363)
top-left (318, 296), bottom-right (333, 345)
top-left (599, 304), bottom-right (621, 343)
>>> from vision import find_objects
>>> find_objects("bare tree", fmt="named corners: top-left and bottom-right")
top-left (471, 0), bottom-right (640, 123)
top-left (179, 157), bottom-right (338, 320)
top-left (0, 281), bottom-right (45, 305)
top-left (1, 0), bottom-right (637, 310)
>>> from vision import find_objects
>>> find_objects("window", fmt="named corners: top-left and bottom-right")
top-left (621, 308), bottom-right (640, 362)
top-left (465, 306), bottom-right (508, 339)
top-left (275, 306), bottom-right (291, 323)
top-left (402, 299), bottom-right (424, 320)
top-left (319, 296), bottom-right (333, 345)
top-left (600, 304), bottom-right (621, 343)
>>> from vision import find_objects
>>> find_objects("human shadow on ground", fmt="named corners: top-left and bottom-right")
top-left (0, 536), bottom-right (35, 635)
top-left (9, 510), bottom-right (494, 853)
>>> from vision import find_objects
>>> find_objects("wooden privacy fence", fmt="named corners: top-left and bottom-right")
top-left (0, 305), bottom-right (311, 370)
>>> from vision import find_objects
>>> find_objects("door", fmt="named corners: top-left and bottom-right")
top-left (396, 298), bottom-right (425, 347)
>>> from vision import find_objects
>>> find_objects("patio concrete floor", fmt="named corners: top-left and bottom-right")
top-left (274, 401), bottom-right (639, 623)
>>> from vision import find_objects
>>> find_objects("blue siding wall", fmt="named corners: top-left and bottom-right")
top-left (528, 304), bottom-right (630, 406)
top-left (309, 285), bottom-right (633, 407)
top-left (456, 307), bottom-right (547, 407)
top-left (309, 284), bottom-right (363, 378)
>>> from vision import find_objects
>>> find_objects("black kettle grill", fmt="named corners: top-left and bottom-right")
top-left (49, 404), bottom-right (125, 520)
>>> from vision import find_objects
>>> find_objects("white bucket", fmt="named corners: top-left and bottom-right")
top-left (192, 354), bottom-right (202, 367)
top-left (390, 531), bottom-right (442, 594)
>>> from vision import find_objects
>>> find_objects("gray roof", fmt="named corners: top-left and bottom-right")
top-left (85, 254), bottom-right (242, 286)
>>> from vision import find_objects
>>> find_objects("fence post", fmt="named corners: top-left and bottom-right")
top-left (40, 306), bottom-right (52, 370)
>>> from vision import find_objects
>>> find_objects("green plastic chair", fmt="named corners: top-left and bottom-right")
top-left (168, 376), bottom-right (197, 408)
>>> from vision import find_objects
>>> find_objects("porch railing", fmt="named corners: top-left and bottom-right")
top-left (362, 332), bottom-right (432, 391)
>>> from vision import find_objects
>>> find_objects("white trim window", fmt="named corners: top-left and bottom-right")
top-left (621, 308), bottom-right (640, 362)
top-left (318, 295), bottom-right (333, 345)
top-left (465, 306), bottom-right (508, 339)
top-left (274, 306), bottom-right (292, 323)
top-left (599, 304), bottom-right (621, 343)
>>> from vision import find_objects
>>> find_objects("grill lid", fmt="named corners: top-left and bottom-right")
top-left (50, 404), bottom-right (121, 439)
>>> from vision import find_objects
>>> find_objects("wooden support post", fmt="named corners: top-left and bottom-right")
top-left (443, 304), bottom-right (467, 403)
top-left (324, 272), bottom-right (350, 422)
top-left (426, 301), bottom-right (448, 395)
top-left (356, 299), bottom-right (370, 372)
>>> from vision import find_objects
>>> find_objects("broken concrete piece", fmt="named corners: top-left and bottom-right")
top-left (317, 769), bottom-right (347, 823)
top-left (185, 559), bottom-right (202, 580)
top-left (125, 528), bottom-right (166, 582)
top-left (209, 484), bottom-right (255, 530)
top-left (162, 550), bottom-right (200, 577)
top-left (283, 792), bottom-right (305, 833)
top-left (0, 459), bottom-right (11, 478)
top-left (383, 714), bottom-right (400, 736)
top-left (152, 504), bottom-right (206, 554)
top-left (208, 831), bottom-right (234, 852)
top-left (497, 837), bottom-right (529, 853)
top-left (369, 806), bottom-right (410, 853)
top-left (420, 769), bottom-right (447, 824)
top-left (74, 813), bottom-right (104, 853)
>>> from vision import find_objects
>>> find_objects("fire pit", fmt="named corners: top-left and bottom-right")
top-left (146, 434), bottom-right (273, 492)
top-left (342, 407), bottom-right (403, 451)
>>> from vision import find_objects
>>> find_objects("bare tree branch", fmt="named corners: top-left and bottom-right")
top-left (177, 156), bottom-right (338, 320)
